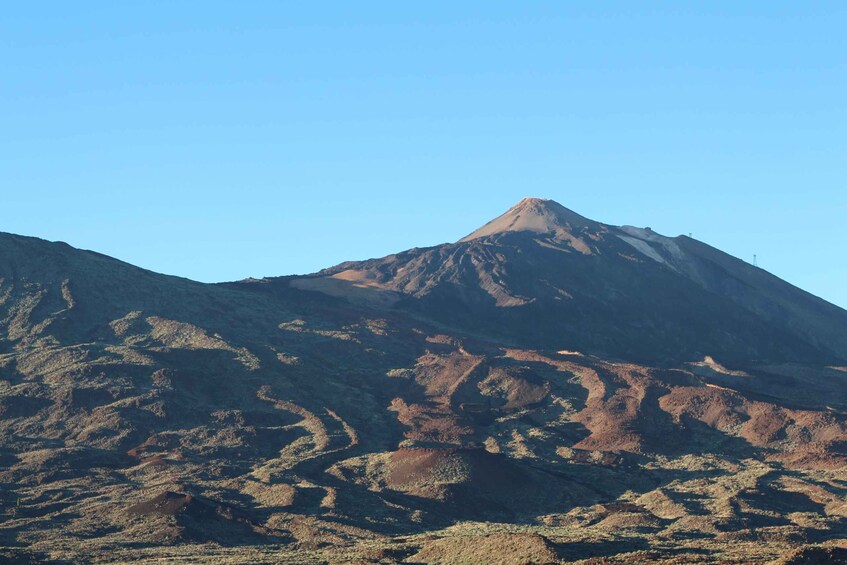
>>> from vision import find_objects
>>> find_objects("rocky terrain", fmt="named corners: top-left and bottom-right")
top-left (2, 198), bottom-right (847, 563)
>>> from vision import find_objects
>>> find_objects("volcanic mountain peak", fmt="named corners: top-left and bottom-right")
top-left (458, 197), bottom-right (595, 242)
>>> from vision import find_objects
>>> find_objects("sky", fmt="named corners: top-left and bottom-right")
top-left (1, 2), bottom-right (845, 308)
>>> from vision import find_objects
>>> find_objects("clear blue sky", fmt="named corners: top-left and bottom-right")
top-left (2, 3), bottom-right (845, 308)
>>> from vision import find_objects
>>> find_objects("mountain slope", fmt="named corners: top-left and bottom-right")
top-left (2, 203), bottom-right (847, 564)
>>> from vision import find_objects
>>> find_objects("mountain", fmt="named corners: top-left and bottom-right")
top-left (294, 197), bottom-right (847, 364)
top-left (2, 200), bottom-right (847, 564)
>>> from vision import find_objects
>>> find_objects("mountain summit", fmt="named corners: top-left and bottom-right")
top-left (459, 197), bottom-right (596, 242)
top-left (300, 198), bottom-right (847, 364)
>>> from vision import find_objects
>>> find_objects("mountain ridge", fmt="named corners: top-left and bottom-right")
top-left (5, 197), bottom-right (846, 366)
